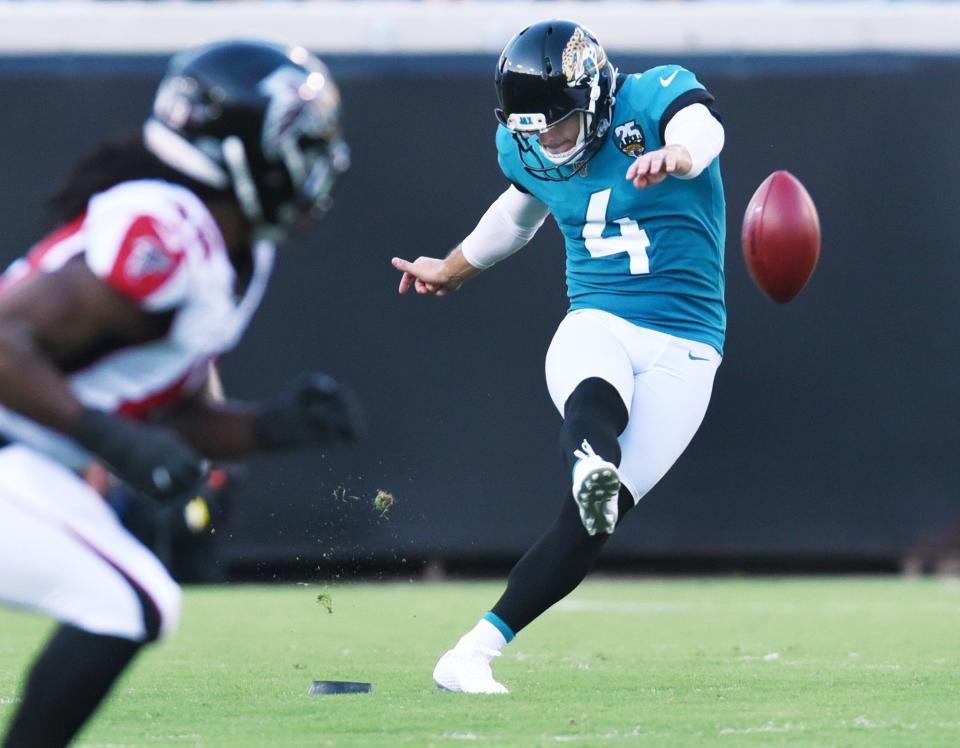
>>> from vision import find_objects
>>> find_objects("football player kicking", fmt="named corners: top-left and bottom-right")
top-left (0, 41), bottom-right (362, 747)
top-left (392, 19), bottom-right (726, 693)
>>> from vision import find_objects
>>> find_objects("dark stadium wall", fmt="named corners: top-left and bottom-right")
top-left (1, 54), bottom-right (958, 571)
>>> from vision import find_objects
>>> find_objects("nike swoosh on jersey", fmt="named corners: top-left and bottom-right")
top-left (688, 351), bottom-right (710, 361)
top-left (659, 70), bottom-right (679, 87)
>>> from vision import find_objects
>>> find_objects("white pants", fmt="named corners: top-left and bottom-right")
top-left (545, 309), bottom-right (720, 502)
top-left (0, 445), bottom-right (181, 641)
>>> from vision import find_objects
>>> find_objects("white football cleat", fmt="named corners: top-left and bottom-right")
top-left (571, 440), bottom-right (621, 535)
top-left (433, 645), bottom-right (509, 694)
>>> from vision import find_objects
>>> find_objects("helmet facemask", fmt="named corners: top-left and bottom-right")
top-left (252, 63), bottom-right (350, 238)
top-left (536, 113), bottom-right (587, 166)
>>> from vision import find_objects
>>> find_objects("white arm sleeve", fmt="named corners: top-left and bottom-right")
top-left (664, 103), bottom-right (725, 180)
top-left (460, 185), bottom-right (550, 270)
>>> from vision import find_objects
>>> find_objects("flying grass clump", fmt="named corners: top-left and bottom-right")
top-left (373, 490), bottom-right (395, 516)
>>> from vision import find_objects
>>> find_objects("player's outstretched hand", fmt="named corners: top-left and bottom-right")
top-left (625, 144), bottom-right (692, 189)
top-left (73, 408), bottom-right (208, 501)
top-left (255, 372), bottom-right (366, 450)
top-left (391, 256), bottom-right (462, 296)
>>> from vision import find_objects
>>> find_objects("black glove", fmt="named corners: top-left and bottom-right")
top-left (254, 372), bottom-right (365, 450)
top-left (72, 407), bottom-right (208, 501)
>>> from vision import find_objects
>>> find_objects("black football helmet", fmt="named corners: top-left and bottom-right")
top-left (144, 40), bottom-right (349, 239)
top-left (495, 20), bottom-right (616, 181)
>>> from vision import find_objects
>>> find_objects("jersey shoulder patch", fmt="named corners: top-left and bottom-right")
top-left (83, 181), bottom-right (215, 310)
top-left (106, 214), bottom-right (184, 303)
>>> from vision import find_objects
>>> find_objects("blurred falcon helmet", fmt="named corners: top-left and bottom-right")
top-left (495, 19), bottom-right (617, 181)
top-left (144, 40), bottom-right (350, 239)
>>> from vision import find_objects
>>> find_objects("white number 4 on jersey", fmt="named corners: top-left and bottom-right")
top-left (582, 188), bottom-right (650, 275)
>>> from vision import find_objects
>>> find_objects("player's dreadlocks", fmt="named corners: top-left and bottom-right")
top-left (49, 136), bottom-right (230, 226)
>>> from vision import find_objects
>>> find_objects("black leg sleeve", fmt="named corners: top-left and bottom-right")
top-left (490, 486), bottom-right (634, 635)
top-left (559, 377), bottom-right (629, 475)
top-left (2, 625), bottom-right (142, 748)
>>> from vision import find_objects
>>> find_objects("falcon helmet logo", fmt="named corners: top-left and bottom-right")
top-left (258, 66), bottom-right (340, 162)
top-left (153, 75), bottom-right (216, 131)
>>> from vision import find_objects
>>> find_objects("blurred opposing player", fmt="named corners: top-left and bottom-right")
top-left (392, 19), bottom-right (725, 692)
top-left (0, 41), bottom-right (361, 746)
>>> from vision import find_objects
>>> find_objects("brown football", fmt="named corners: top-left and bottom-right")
top-left (741, 171), bottom-right (821, 303)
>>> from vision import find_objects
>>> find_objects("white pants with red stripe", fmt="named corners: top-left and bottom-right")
top-left (0, 444), bottom-right (180, 641)
top-left (545, 308), bottom-right (721, 503)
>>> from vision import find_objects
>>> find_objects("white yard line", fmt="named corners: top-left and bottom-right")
top-left (720, 722), bottom-right (806, 735)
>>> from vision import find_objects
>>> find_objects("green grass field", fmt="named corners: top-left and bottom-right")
top-left (2, 578), bottom-right (959, 747)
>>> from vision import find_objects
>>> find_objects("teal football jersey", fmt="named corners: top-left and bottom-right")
top-left (497, 66), bottom-right (726, 354)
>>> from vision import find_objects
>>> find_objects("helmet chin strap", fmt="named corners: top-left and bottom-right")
top-left (540, 113), bottom-right (587, 165)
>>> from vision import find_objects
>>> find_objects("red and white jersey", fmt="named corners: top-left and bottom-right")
top-left (0, 179), bottom-right (275, 467)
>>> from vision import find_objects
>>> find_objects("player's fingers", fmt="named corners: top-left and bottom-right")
top-left (664, 153), bottom-right (677, 173)
top-left (393, 258), bottom-right (418, 293)
top-left (415, 279), bottom-right (440, 295)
